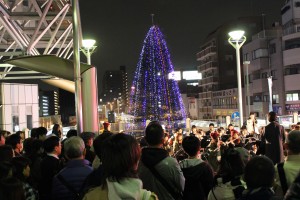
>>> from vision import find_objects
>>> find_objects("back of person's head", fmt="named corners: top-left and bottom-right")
top-left (36, 127), bottom-right (47, 139)
top-left (11, 156), bottom-right (31, 181)
top-left (30, 128), bottom-right (38, 138)
top-left (182, 136), bottom-right (201, 157)
top-left (15, 131), bottom-right (25, 139)
top-left (0, 162), bottom-right (13, 180)
top-left (93, 132), bottom-right (113, 159)
top-left (66, 129), bottom-right (77, 138)
top-left (244, 156), bottom-right (274, 189)
top-left (268, 111), bottom-right (277, 122)
top-left (0, 177), bottom-right (25, 200)
top-left (102, 133), bottom-right (140, 182)
top-left (43, 136), bottom-right (60, 153)
top-left (0, 130), bottom-right (11, 138)
top-left (23, 137), bottom-right (36, 155)
top-left (80, 132), bottom-right (95, 146)
top-left (219, 146), bottom-right (245, 183)
top-left (145, 121), bottom-right (164, 146)
top-left (0, 145), bottom-right (14, 162)
top-left (5, 134), bottom-right (21, 149)
top-left (286, 130), bottom-right (300, 154)
top-left (64, 136), bottom-right (85, 159)
top-left (52, 124), bottom-right (61, 138)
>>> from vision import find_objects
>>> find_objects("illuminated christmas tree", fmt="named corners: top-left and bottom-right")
top-left (129, 25), bottom-right (186, 127)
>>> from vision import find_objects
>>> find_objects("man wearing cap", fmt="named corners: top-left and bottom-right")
top-left (102, 122), bottom-right (112, 134)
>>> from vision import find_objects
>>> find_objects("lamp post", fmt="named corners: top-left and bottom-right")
top-left (81, 39), bottom-right (97, 65)
top-left (243, 61), bottom-right (251, 115)
top-left (228, 30), bottom-right (246, 128)
top-left (81, 39), bottom-right (98, 133)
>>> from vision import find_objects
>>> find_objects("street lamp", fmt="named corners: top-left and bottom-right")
top-left (228, 30), bottom-right (246, 128)
top-left (81, 39), bottom-right (97, 65)
top-left (243, 61), bottom-right (251, 116)
top-left (80, 39), bottom-right (98, 133)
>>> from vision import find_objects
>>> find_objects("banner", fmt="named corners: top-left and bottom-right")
top-left (268, 76), bottom-right (273, 112)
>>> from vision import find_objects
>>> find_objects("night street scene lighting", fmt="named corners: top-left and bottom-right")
top-left (228, 30), bottom-right (246, 128)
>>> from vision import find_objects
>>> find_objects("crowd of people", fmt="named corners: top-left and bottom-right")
top-left (0, 111), bottom-right (299, 200)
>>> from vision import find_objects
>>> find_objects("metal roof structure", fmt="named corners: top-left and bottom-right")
top-left (0, 0), bottom-right (78, 80)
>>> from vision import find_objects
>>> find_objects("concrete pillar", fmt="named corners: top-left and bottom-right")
top-left (82, 67), bottom-right (99, 134)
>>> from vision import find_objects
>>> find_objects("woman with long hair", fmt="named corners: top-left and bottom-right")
top-left (83, 133), bottom-right (157, 200)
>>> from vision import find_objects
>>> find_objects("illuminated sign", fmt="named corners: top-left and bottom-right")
top-left (183, 71), bottom-right (202, 80)
top-left (168, 71), bottom-right (181, 80)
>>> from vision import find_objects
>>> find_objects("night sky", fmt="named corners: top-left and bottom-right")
top-left (80, 0), bottom-right (284, 93)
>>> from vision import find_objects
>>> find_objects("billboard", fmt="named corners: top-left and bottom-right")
top-left (182, 71), bottom-right (202, 80)
top-left (168, 71), bottom-right (181, 80)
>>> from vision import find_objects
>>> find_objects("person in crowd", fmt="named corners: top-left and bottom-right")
top-left (102, 122), bottom-right (112, 134)
top-left (52, 124), bottom-right (62, 139)
top-left (180, 136), bottom-right (214, 200)
top-left (208, 146), bottom-right (246, 200)
top-left (261, 111), bottom-right (285, 165)
top-left (206, 123), bottom-right (215, 136)
top-left (226, 124), bottom-right (234, 135)
top-left (84, 130), bottom-right (113, 192)
top-left (274, 130), bottom-right (300, 196)
top-left (190, 125), bottom-right (197, 137)
top-left (0, 145), bottom-right (14, 163)
top-left (173, 130), bottom-right (183, 155)
top-left (11, 156), bottom-right (39, 200)
top-left (35, 127), bottom-right (48, 141)
top-left (38, 136), bottom-right (62, 200)
top-left (244, 112), bottom-right (258, 136)
top-left (23, 139), bottom-right (44, 189)
top-left (162, 132), bottom-right (171, 153)
top-left (0, 161), bottom-right (13, 180)
top-left (0, 130), bottom-right (11, 139)
top-left (16, 131), bottom-right (26, 141)
top-left (0, 177), bottom-right (25, 200)
top-left (83, 133), bottom-right (157, 200)
top-left (52, 136), bottom-right (93, 200)
top-left (205, 131), bottom-right (220, 172)
top-left (66, 129), bottom-right (77, 138)
top-left (30, 128), bottom-right (38, 139)
top-left (239, 156), bottom-right (278, 200)
top-left (284, 171), bottom-right (300, 200)
top-left (5, 134), bottom-right (23, 156)
top-left (80, 132), bottom-right (96, 164)
top-left (138, 121), bottom-right (185, 200)
top-left (0, 130), bottom-right (6, 146)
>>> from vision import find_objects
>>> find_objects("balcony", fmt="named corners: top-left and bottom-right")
top-left (199, 77), bottom-right (219, 86)
top-left (283, 48), bottom-right (300, 66)
top-left (196, 46), bottom-right (217, 61)
top-left (284, 73), bottom-right (300, 91)
top-left (198, 61), bottom-right (218, 72)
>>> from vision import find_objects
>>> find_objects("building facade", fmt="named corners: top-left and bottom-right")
top-left (39, 90), bottom-right (60, 117)
top-left (0, 83), bottom-right (39, 133)
top-left (100, 66), bottom-right (129, 114)
top-left (197, 17), bottom-right (263, 122)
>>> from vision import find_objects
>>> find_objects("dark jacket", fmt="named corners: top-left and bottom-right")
top-left (261, 121), bottom-right (285, 165)
top-left (138, 147), bottom-right (185, 200)
top-left (181, 160), bottom-right (214, 200)
top-left (52, 159), bottom-right (93, 200)
top-left (39, 155), bottom-right (63, 200)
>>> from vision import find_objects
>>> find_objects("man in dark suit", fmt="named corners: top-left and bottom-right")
top-left (39, 136), bottom-right (63, 200)
top-left (261, 111), bottom-right (285, 165)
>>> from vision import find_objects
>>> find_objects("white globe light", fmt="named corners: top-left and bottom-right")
top-left (82, 39), bottom-right (96, 49)
top-left (228, 30), bottom-right (245, 41)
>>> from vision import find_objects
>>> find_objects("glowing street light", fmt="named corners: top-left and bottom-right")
top-left (228, 30), bottom-right (246, 128)
top-left (81, 39), bottom-right (97, 65)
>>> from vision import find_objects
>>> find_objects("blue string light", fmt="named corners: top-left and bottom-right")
top-left (129, 25), bottom-right (186, 127)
